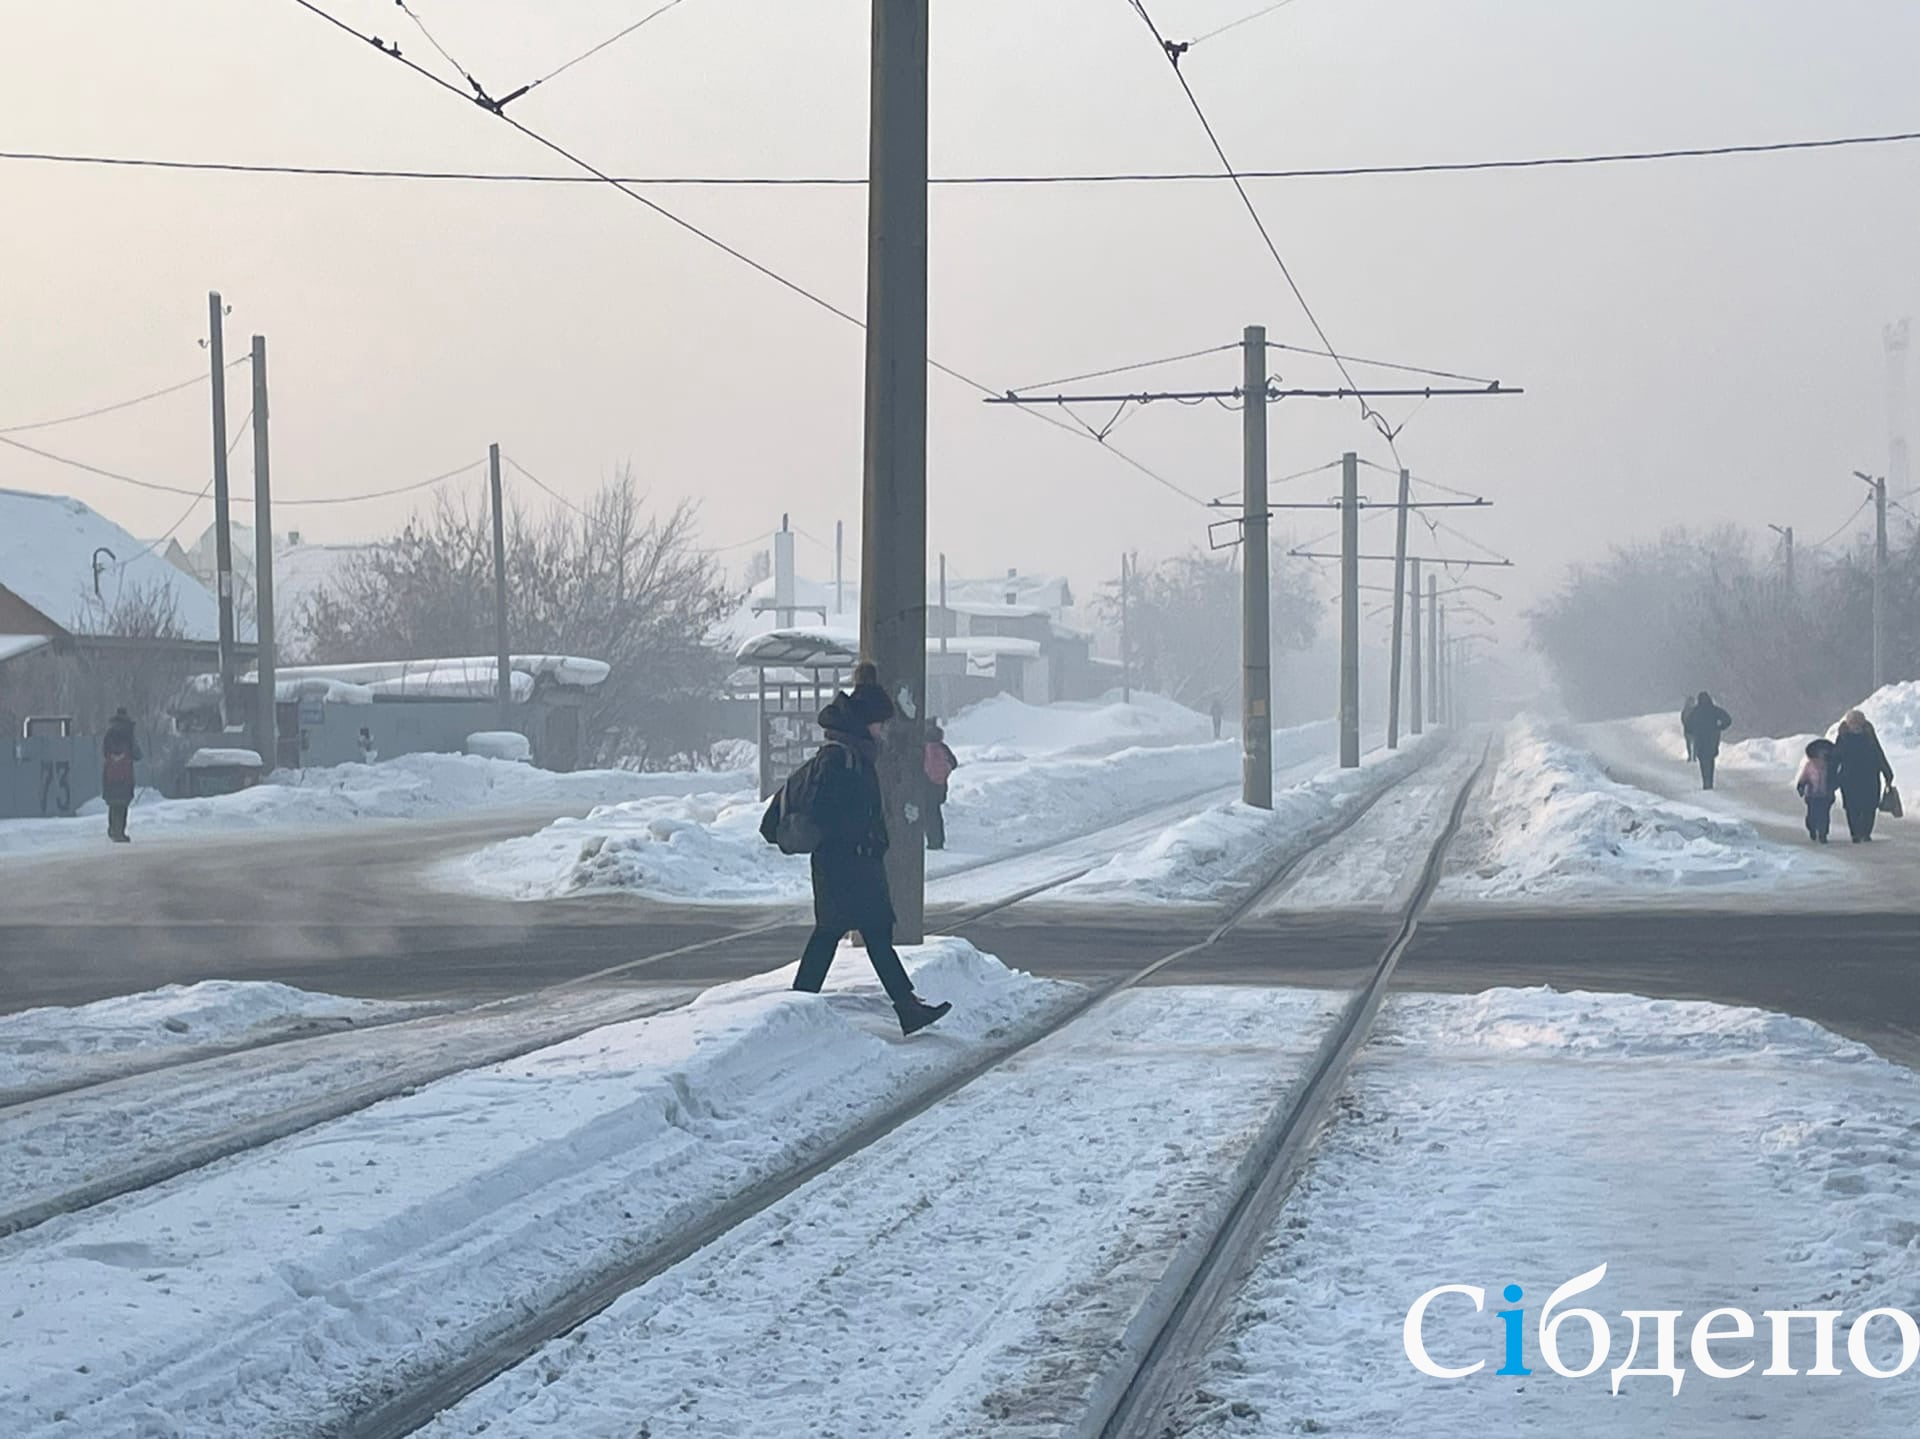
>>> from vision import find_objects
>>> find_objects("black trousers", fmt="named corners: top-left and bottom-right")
top-left (794, 849), bottom-right (917, 1006)
top-left (107, 802), bottom-right (129, 840)
top-left (1697, 752), bottom-right (1716, 789)
top-left (1843, 789), bottom-right (1881, 841)
top-left (926, 785), bottom-right (948, 850)
top-left (1805, 796), bottom-right (1833, 839)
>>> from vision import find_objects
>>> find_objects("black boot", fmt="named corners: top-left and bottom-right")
top-left (894, 995), bottom-right (952, 1036)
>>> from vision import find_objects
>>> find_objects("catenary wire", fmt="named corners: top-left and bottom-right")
top-left (1010, 342), bottom-right (1240, 394)
top-left (518, 0), bottom-right (693, 97)
top-left (1187, 0), bottom-right (1303, 49)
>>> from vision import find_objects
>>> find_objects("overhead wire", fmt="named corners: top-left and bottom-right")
top-left (1808, 498), bottom-right (1874, 551)
top-left (1010, 342), bottom-right (1239, 394)
top-left (1186, 0), bottom-right (1302, 48)
top-left (104, 409), bottom-right (254, 574)
top-left (0, 357), bottom-right (247, 435)
top-left (516, 0), bottom-right (693, 98)
top-left (11, 129), bottom-right (1920, 187)
top-left (285, 0), bottom-right (1215, 511)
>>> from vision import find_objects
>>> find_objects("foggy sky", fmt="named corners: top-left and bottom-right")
top-left (5, 0), bottom-right (1918, 639)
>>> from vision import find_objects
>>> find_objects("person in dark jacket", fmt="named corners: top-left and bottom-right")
top-left (1680, 695), bottom-right (1698, 762)
top-left (1832, 708), bottom-right (1896, 843)
top-left (101, 707), bottom-right (141, 843)
top-left (922, 722), bottom-right (959, 851)
top-left (1683, 691), bottom-right (1732, 789)
top-left (791, 677), bottom-right (951, 1035)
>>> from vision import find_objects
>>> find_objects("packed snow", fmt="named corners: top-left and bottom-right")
top-left (0, 942), bottom-right (1076, 1437)
top-left (1176, 987), bottom-right (1920, 1436)
top-left (1057, 734), bottom-right (1432, 907)
top-left (444, 695), bottom-right (1256, 904)
top-left (0, 981), bottom-right (415, 1099)
top-left (1441, 717), bottom-right (1814, 901)
top-left (421, 986), bottom-right (1351, 1439)
top-left (0, 753), bottom-right (750, 859)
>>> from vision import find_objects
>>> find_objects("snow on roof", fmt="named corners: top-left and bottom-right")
top-left (186, 747), bottom-right (263, 768)
top-left (945, 600), bottom-right (1052, 620)
top-left (261, 655), bottom-right (610, 690)
top-left (0, 489), bottom-right (229, 642)
top-left (0, 633), bottom-right (52, 666)
top-left (734, 627), bottom-right (860, 668)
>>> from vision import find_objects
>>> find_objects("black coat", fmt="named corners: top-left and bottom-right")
top-left (101, 717), bottom-right (141, 805)
top-left (1832, 725), bottom-right (1894, 803)
top-left (1683, 702), bottom-right (1732, 756)
top-left (807, 699), bottom-right (894, 932)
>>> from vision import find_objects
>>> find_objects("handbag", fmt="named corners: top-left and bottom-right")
top-left (1882, 785), bottom-right (1904, 819)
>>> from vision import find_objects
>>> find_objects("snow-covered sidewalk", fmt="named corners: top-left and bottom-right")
top-left (1439, 717), bottom-right (1824, 903)
top-left (0, 943), bottom-right (1075, 1437)
top-left (1175, 987), bottom-right (1920, 1436)
top-left (420, 986), bottom-right (1351, 1439)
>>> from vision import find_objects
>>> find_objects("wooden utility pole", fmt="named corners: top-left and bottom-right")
top-left (860, 0), bottom-right (931, 941)
top-left (1386, 467), bottom-right (1410, 750)
top-left (1242, 324), bottom-right (1273, 806)
top-left (1768, 523), bottom-right (1795, 594)
top-left (490, 443), bottom-right (511, 726)
top-left (1408, 557), bottom-right (1424, 737)
top-left (1339, 451), bottom-right (1360, 767)
top-left (250, 335), bottom-right (276, 772)
top-left (207, 291), bottom-right (237, 721)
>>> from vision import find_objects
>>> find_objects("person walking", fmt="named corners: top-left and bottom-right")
top-left (1832, 709), bottom-right (1896, 843)
top-left (786, 673), bottom-right (951, 1035)
top-left (1680, 694), bottom-right (1698, 762)
top-left (922, 721), bottom-right (959, 851)
top-left (101, 707), bottom-right (141, 843)
top-left (1683, 691), bottom-right (1732, 789)
top-left (1795, 737), bottom-right (1837, 844)
top-left (1211, 696), bottom-right (1224, 741)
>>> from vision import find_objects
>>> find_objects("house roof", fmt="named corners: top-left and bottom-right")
top-left (0, 488), bottom-right (229, 642)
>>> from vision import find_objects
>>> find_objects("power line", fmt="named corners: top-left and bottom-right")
top-left (1187, 0), bottom-right (1303, 49)
top-left (14, 128), bottom-right (1918, 189)
top-left (284, 0), bottom-right (1214, 512)
top-left (0, 433), bottom-right (203, 496)
top-left (518, 0), bottom-right (694, 99)
top-left (0, 357), bottom-right (247, 435)
top-left (271, 458), bottom-right (484, 507)
top-left (1123, 0), bottom-right (1398, 458)
top-left (1011, 342), bottom-right (1239, 394)
top-left (105, 407), bottom-right (253, 573)
top-left (1809, 497), bottom-right (1874, 550)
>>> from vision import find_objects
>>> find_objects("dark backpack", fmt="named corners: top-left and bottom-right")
top-left (759, 746), bottom-right (842, 855)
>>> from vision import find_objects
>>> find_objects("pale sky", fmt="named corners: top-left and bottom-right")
top-left (5, 0), bottom-right (1919, 639)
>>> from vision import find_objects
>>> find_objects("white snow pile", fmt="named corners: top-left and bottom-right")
top-left (0, 754), bottom-right (751, 859)
top-left (945, 690), bottom-right (1218, 761)
top-left (0, 980), bottom-right (409, 1097)
top-left (447, 698), bottom-right (1257, 904)
top-left (1711, 678), bottom-right (1920, 775)
top-left (1447, 717), bottom-right (1800, 900)
top-left (0, 942), bottom-right (1076, 1437)
top-left (464, 730), bottom-right (531, 763)
top-left (1178, 987), bottom-right (1920, 1436)
top-left (1058, 738), bottom-right (1428, 906)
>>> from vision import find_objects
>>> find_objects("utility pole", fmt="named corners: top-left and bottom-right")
top-left (207, 291), bottom-right (237, 722)
top-left (938, 552), bottom-right (948, 654)
top-left (1119, 552), bottom-right (1131, 705)
top-left (489, 443), bottom-right (511, 727)
top-left (835, 519), bottom-right (845, 615)
top-left (1386, 467), bottom-right (1410, 750)
top-left (1768, 523), bottom-right (1795, 594)
top-left (1408, 557), bottom-right (1423, 738)
top-left (861, 0), bottom-right (930, 942)
top-left (1338, 451), bottom-right (1360, 768)
top-left (250, 335), bottom-right (276, 773)
top-left (1242, 324), bottom-right (1274, 806)
top-left (1427, 573), bottom-right (1440, 726)
top-left (1875, 476), bottom-right (1889, 691)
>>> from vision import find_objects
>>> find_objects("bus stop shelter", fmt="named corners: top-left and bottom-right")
top-left (734, 627), bottom-right (859, 799)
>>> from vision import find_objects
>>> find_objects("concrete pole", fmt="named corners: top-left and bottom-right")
top-left (1119, 552), bottom-right (1131, 705)
top-left (1386, 467), bottom-right (1410, 750)
top-left (835, 519), bottom-right (845, 615)
top-left (1408, 557), bottom-right (1424, 737)
top-left (1783, 526), bottom-right (1795, 595)
top-left (860, 0), bottom-right (930, 942)
top-left (1438, 605), bottom-right (1451, 727)
top-left (207, 292), bottom-right (237, 723)
top-left (1427, 574), bottom-right (1440, 726)
top-left (250, 335), bottom-right (276, 772)
top-left (1874, 475), bottom-right (1888, 691)
top-left (1339, 451), bottom-right (1360, 768)
top-left (489, 443), bottom-right (511, 727)
top-left (1242, 324), bottom-right (1273, 807)
top-left (938, 552), bottom-right (948, 654)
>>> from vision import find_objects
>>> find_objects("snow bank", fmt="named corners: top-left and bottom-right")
top-left (0, 942), bottom-right (1076, 1437)
top-left (1447, 717), bottom-right (1802, 900)
top-left (0, 754), bottom-right (752, 859)
top-left (464, 731), bottom-right (530, 763)
top-left (1177, 987), bottom-right (1920, 1436)
top-left (944, 690), bottom-right (1219, 760)
top-left (0, 981), bottom-right (408, 1096)
top-left (1059, 737), bottom-right (1428, 906)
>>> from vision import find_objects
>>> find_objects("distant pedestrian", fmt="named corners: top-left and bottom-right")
top-left (1680, 695), bottom-right (1698, 761)
top-left (768, 670), bottom-right (951, 1035)
top-left (923, 722), bottom-right (959, 851)
top-left (1832, 709), bottom-right (1896, 843)
top-left (357, 727), bottom-right (378, 764)
top-left (1211, 696), bottom-right (1224, 740)
top-left (1795, 737), bottom-right (1837, 844)
top-left (102, 707), bottom-right (141, 843)
top-left (1682, 691), bottom-right (1732, 789)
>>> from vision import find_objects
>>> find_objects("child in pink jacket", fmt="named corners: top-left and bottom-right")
top-left (1795, 737), bottom-right (1837, 844)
